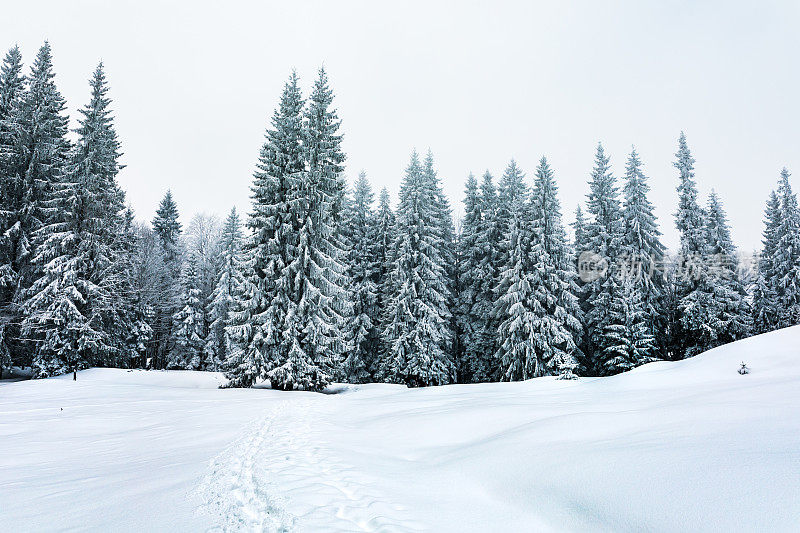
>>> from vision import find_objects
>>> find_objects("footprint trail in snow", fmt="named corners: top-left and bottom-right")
top-left (196, 399), bottom-right (423, 532)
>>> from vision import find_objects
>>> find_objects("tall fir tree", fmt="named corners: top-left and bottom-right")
top-left (674, 133), bottom-right (707, 260)
top-left (601, 277), bottom-right (656, 373)
top-left (571, 205), bottom-right (589, 257)
top-left (703, 191), bottom-right (751, 343)
top-left (21, 63), bottom-right (128, 377)
top-left (151, 190), bottom-right (183, 368)
top-left (422, 150), bottom-right (458, 376)
top-left (456, 172), bottom-right (482, 382)
top-left (383, 151), bottom-right (454, 387)
top-left (620, 147), bottom-right (666, 357)
top-left (528, 157), bottom-right (582, 374)
top-left (152, 190), bottom-right (183, 268)
top-left (582, 143), bottom-right (624, 373)
top-left (171, 256), bottom-right (205, 369)
top-left (752, 190), bottom-right (781, 333)
top-left (772, 168), bottom-right (800, 328)
top-left (206, 207), bottom-right (244, 370)
top-left (373, 187), bottom-right (397, 380)
top-left (470, 171), bottom-right (502, 381)
top-left (0, 45), bottom-right (27, 374)
top-left (679, 191), bottom-right (750, 356)
top-left (342, 172), bottom-right (378, 383)
top-left (673, 132), bottom-right (710, 357)
top-left (227, 72), bottom-right (306, 389)
top-left (227, 70), bottom-right (349, 390)
top-left (15, 43), bottom-right (71, 289)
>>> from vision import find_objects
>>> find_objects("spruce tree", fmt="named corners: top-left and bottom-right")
top-left (422, 150), bottom-right (458, 376)
top-left (601, 277), bottom-right (656, 373)
top-left (704, 191), bottom-right (751, 343)
top-left (772, 168), bottom-right (800, 327)
top-left (0, 45), bottom-right (27, 373)
top-left (494, 158), bottom-right (582, 380)
top-left (171, 256), bottom-right (205, 369)
top-left (21, 63), bottom-right (127, 376)
top-left (6, 43), bottom-right (70, 372)
top-left (263, 66), bottom-right (352, 389)
top-left (529, 157), bottom-right (582, 374)
top-left (152, 190), bottom-right (183, 268)
top-left (571, 205), bottom-right (589, 259)
top-left (620, 147), bottom-right (665, 337)
top-left (373, 187), bottom-right (396, 380)
top-left (752, 190), bottom-right (781, 333)
top-left (582, 143), bottom-right (623, 373)
top-left (674, 132), bottom-right (707, 260)
top-left (15, 43), bottom-right (71, 289)
top-left (673, 132), bottom-right (709, 357)
top-left (471, 171), bottom-right (502, 381)
top-left (228, 70), bottom-right (349, 391)
top-left (383, 151), bottom-right (454, 387)
top-left (151, 190), bottom-right (183, 368)
top-left (342, 172), bottom-right (378, 383)
top-left (457, 172), bottom-right (481, 383)
top-left (227, 72), bottom-right (306, 389)
top-left (494, 195), bottom-right (539, 380)
top-left (206, 207), bottom-right (244, 370)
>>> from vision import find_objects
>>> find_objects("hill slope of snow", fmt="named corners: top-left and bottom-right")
top-left (2, 326), bottom-right (799, 531)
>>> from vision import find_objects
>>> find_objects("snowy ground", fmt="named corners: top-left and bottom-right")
top-left (2, 327), bottom-right (800, 532)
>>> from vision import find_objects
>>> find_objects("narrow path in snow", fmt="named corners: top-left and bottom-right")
top-left (195, 398), bottom-right (423, 532)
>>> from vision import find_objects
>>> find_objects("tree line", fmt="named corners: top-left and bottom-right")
top-left (1, 43), bottom-right (798, 386)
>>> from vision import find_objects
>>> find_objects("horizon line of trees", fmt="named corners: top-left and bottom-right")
top-left (1, 42), bottom-right (798, 387)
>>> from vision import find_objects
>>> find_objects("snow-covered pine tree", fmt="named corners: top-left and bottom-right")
top-left (422, 150), bottom-right (458, 375)
top-left (21, 62), bottom-right (127, 377)
top-left (267, 66), bottom-right (351, 389)
top-left (571, 204), bottom-right (589, 260)
top-left (206, 207), bottom-right (244, 371)
top-left (171, 256), bottom-right (205, 369)
top-left (600, 277), bottom-right (656, 373)
top-left (772, 168), bottom-right (800, 328)
top-left (152, 190), bottom-right (183, 269)
top-left (0, 45), bottom-right (26, 285)
top-left (128, 222), bottom-right (171, 368)
top-left (679, 191), bottom-right (751, 356)
top-left (383, 151), bottom-right (454, 387)
top-left (111, 207), bottom-right (153, 368)
top-left (494, 158), bottom-right (582, 380)
top-left (341, 172), bottom-right (378, 383)
top-left (151, 190), bottom-right (183, 368)
top-left (674, 133), bottom-right (707, 261)
top-left (673, 132), bottom-right (710, 357)
top-left (495, 160), bottom-right (528, 241)
top-left (582, 143), bottom-right (624, 373)
top-left (570, 204), bottom-right (591, 373)
top-left (493, 183), bottom-right (539, 380)
top-left (528, 157), bottom-right (582, 374)
top-left (226, 73), bottom-right (306, 389)
top-left (752, 190), bottom-right (781, 333)
top-left (373, 187), bottom-right (397, 380)
top-left (705, 191), bottom-right (751, 341)
top-left (14, 43), bottom-right (71, 290)
top-left (0, 45), bottom-right (27, 373)
top-left (471, 171), bottom-right (502, 381)
top-left (457, 172), bottom-right (481, 383)
top-left (228, 70), bottom-right (349, 391)
top-left (620, 147), bottom-right (666, 341)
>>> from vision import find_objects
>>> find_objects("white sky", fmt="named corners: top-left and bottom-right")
top-left (4, 1), bottom-right (799, 252)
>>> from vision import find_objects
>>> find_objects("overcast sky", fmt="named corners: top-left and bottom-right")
top-left (4, 1), bottom-right (799, 251)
